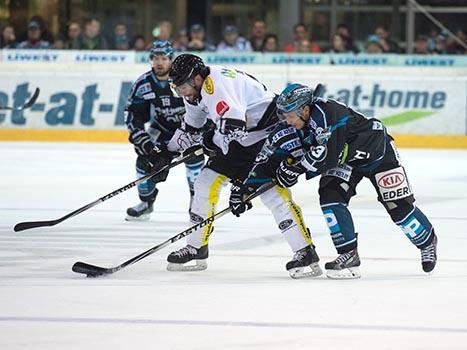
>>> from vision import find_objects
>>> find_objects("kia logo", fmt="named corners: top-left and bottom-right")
top-left (378, 171), bottom-right (405, 189)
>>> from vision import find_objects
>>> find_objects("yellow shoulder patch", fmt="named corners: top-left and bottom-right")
top-left (203, 76), bottom-right (214, 95)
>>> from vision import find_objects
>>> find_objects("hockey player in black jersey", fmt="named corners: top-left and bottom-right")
top-left (125, 41), bottom-right (204, 221)
top-left (237, 83), bottom-right (437, 278)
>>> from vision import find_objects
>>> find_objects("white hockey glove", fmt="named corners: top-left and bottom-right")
top-left (167, 123), bottom-right (204, 155)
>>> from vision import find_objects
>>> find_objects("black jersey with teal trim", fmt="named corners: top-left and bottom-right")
top-left (301, 98), bottom-right (389, 174)
top-left (245, 98), bottom-right (390, 187)
top-left (125, 69), bottom-right (185, 138)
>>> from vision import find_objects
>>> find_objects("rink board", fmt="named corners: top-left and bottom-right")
top-left (1, 128), bottom-right (467, 148)
top-left (0, 61), bottom-right (466, 147)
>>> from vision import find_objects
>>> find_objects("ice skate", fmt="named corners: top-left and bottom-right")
top-left (325, 249), bottom-right (361, 279)
top-left (125, 200), bottom-right (154, 221)
top-left (421, 233), bottom-right (437, 273)
top-left (286, 245), bottom-right (322, 279)
top-left (167, 245), bottom-right (208, 271)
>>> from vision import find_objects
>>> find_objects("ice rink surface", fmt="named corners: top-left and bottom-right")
top-left (1, 142), bottom-right (467, 349)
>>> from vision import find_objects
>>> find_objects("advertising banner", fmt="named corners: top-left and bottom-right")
top-left (2, 50), bottom-right (467, 67)
top-left (0, 63), bottom-right (466, 136)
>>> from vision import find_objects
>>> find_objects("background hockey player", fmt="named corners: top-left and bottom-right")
top-left (243, 83), bottom-right (437, 279)
top-left (165, 54), bottom-right (321, 278)
top-left (125, 41), bottom-right (204, 221)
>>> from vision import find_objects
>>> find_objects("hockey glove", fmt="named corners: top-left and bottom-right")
top-left (275, 159), bottom-right (306, 188)
top-left (129, 130), bottom-right (155, 156)
top-left (147, 144), bottom-right (178, 183)
top-left (229, 180), bottom-right (253, 217)
top-left (201, 128), bottom-right (222, 158)
top-left (167, 123), bottom-right (204, 154)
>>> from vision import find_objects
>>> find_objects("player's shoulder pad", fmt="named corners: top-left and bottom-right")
top-left (202, 74), bottom-right (215, 95)
top-left (130, 71), bottom-right (156, 101)
top-left (310, 100), bottom-right (329, 129)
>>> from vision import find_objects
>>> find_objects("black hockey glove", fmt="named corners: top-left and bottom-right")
top-left (129, 130), bottom-right (155, 156)
top-left (147, 144), bottom-right (178, 183)
top-left (201, 128), bottom-right (222, 158)
top-left (229, 180), bottom-right (253, 217)
top-left (275, 159), bottom-right (306, 188)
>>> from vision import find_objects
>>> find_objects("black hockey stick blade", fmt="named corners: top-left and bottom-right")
top-left (0, 87), bottom-right (40, 111)
top-left (72, 262), bottom-right (117, 277)
top-left (13, 148), bottom-right (203, 232)
top-left (14, 219), bottom-right (60, 232)
top-left (71, 181), bottom-right (275, 278)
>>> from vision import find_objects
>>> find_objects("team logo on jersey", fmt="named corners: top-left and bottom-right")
top-left (216, 100), bottom-right (230, 116)
top-left (136, 82), bottom-right (152, 97)
top-left (315, 126), bottom-right (332, 145)
top-left (203, 76), bottom-right (214, 95)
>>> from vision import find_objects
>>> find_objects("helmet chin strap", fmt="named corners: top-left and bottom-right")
top-left (296, 105), bottom-right (309, 124)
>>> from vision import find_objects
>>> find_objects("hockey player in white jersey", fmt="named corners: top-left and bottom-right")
top-left (165, 54), bottom-right (322, 278)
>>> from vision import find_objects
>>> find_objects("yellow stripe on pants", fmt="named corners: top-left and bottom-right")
top-left (274, 185), bottom-right (313, 245)
top-left (201, 174), bottom-right (228, 246)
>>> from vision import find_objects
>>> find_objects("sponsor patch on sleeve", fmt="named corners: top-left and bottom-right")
top-left (136, 82), bottom-right (152, 97)
top-left (216, 100), bottom-right (230, 116)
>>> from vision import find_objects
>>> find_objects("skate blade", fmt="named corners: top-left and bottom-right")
top-left (326, 266), bottom-right (361, 279)
top-left (167, 259), bottom-right (207, 272)
top-left (288, 263), bottom-right (323, 279)
top-left (125, 213), bottom-right (151, 222)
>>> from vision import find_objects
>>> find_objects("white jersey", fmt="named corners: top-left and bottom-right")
top-left (182, 65), bottom-right (276, 152)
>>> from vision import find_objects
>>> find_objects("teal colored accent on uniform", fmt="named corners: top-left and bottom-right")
top-left (330, 115), bottom-right (350, 131)
top-left (245, 178), bottom-right (270, 185)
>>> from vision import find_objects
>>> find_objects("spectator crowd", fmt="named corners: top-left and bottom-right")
top-left (1, 15), bottom-right (466, 55)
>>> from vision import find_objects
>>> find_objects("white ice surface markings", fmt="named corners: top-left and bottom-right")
top-left (1, 143), bottom-right (467, 349)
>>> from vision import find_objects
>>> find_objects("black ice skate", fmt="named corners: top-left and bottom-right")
top-left (125, 200), bottom-right (154, 221)
top-left (421, 233), bottom-right (438, 273)
top-left (286, 245), bottom-right (323, 279)
top-left (325, 249), bottom-right (361, 279)
top-left (167, 245), bottom-right (208, 271)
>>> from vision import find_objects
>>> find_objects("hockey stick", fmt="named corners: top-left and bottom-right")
top-left (72, 181), bottom-right (276, 277)
top-left (0, 87), bottom-right (40, 110)
top-left (13, 148), bottom-right (203, 232)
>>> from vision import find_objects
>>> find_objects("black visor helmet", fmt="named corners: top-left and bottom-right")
top-left (169, 53), bottom-right (205, 86)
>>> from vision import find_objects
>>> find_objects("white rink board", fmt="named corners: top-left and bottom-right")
top-left (0, 63), bottom-right (466, 135)
top-left (1, 142), bottom-right (467, 349)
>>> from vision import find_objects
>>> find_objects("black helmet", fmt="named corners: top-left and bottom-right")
top-left (169, 53), bottom-right (205, 86)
